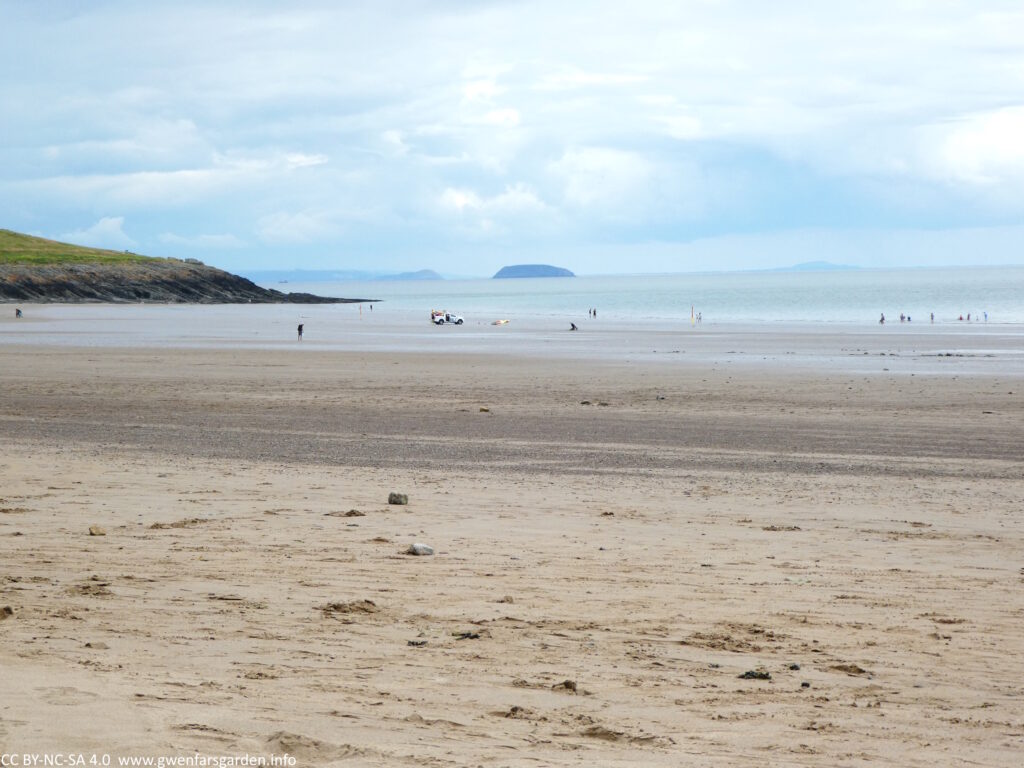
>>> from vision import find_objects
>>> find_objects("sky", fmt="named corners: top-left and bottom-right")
top-left (2, 0), bottom-right (1023, 277)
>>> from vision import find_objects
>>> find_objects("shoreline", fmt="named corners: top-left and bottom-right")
top-left (3, 303), bottom-right (1024, 376)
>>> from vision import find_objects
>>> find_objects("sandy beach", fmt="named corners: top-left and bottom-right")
top-left (1, 313), bottom-right (1023, 766)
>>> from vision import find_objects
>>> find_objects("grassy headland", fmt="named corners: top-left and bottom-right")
top-left (0, 228), bottom-right (367, 303)
top-left (0, 229), bottom-right (161, 265)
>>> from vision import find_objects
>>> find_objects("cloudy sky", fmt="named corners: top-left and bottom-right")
top-left (2, 1), bottom-right (1023, 276)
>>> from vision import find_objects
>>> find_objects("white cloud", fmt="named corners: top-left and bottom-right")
top-left (284, 153), bottom-right (329, 169)
top-left (654, 113), bottom-right (704, 141)
top-left (462, 79), bottom-right (502, 103)
top-left (438, 183), bottom-right (551, 237)
top-left (16, 149), bottom-right (332, 209)
top-left (382, 130), bottom-right (408, 156)
top-left (24, 168), bottom-right (237, 208)
top-left (480, 108), bottom-right (521, 127)
top-left (158, 232), bottom-right (245, 249)
top-left (494, 183), bottom-right (548, 214)
top-left (927, 107), bottom-right (1024, 186)
top-left (549, 147), bottom-right (654, 209)
top-left (43, 118), bottom-right (209, 171)
top-left (441, 183), bottom-right (547, 215)
top-left (256, 210), bottom-right (338, 244)
top-left (536, 68), bottom-right (646, 91)
top-left (58, 216), bottom-right (137, 250)
top-left (440, 188), bottom-right (481, 212)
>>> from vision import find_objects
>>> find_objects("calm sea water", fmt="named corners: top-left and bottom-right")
top-left (6, 266), bottom-right (1023, 373)
top-left (277, 266), bottom-right (1024, 325)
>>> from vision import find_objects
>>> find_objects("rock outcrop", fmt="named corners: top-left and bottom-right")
top-left (0, 229), bottom-right (373, 304)
top-left (0, 261), bottom-right (363, 303)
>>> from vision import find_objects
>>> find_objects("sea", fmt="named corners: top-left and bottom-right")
top-left (278, 265), bottom-right (1024, 325)
top-left (5, 266), bottom-right (1024, 369)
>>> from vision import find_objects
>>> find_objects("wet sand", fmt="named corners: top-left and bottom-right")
top-left (1, 326), bottom-right (1022, 766)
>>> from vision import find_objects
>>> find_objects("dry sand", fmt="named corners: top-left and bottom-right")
top-left (1, 333), bottom-right (1022, 766)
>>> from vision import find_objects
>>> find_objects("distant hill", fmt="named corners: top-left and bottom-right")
top-left (0, 229), bottom-right (368, 304)
top-left (379, 269), bottom-right (443, 281)
top-left (493, 264), bottom-right (575, 279)
top-left (785, 261), bottom-right (860, 272)
top-left (244, 268), bottom-right (444, 283)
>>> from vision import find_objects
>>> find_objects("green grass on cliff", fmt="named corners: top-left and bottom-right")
top-left (0, 229), bottom-right (163, 265)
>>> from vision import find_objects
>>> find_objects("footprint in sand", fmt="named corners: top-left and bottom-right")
top-left (263, 732), bottom-right (367, 762)
top-left (37, 686), bottom-right (99, 706)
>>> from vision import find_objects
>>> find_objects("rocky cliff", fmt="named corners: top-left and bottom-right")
top-left (0, 261), bottom-right (363, 303)
top-left (0, 229), bottom-right (368, 304)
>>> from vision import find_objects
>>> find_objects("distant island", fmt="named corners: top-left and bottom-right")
top-left (0, 229), bottom-right (373, 304)
top-left (493, 264), bottom-right (575, 279)
top-left (782, 261), bottom-right (860, 272)
top-left (379, 269), bottom-right (443, 281)
top-left (244, 268), bottom-right (444, 283)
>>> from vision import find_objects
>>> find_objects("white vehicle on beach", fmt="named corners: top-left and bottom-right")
top-left (431, 310), bottom-right (464, 325)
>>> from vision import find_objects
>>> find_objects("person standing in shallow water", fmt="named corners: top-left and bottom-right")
top-left (297, 323), bottom-right (304, 340)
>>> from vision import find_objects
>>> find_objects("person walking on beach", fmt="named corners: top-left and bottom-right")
top-left (14, 308), bottom-right (22, 318)
top-left (297, 323), bottom-right (304, 340)
top-left (879, 313), bottom-right (885, 325)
